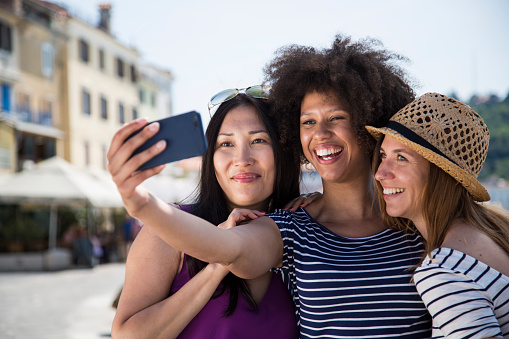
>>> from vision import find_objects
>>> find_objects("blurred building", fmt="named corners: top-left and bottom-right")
top-left (0, 0), bottom-right (174, 173)
top-left (0, 0), bottom-right (67, 174)
top-left (137, 62), bottom-right (174, 122)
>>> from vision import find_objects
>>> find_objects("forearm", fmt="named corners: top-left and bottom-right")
top-left (113, 263), bottom-right (228, 339)
top-left (131, 194), bottom-right (242, 265)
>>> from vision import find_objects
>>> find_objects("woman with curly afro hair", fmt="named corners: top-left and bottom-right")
top-left (108, 34), bottom-right (432, 338)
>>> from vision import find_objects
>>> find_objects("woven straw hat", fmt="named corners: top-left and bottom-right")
top-left (366, 92), bottom-right (490, 201)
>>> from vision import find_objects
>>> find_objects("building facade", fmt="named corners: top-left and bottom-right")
top-left (0, 0), bottom-right (174, 172)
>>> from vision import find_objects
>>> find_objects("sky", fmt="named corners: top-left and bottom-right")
top-left (58, 0), bottom-right (509, 126)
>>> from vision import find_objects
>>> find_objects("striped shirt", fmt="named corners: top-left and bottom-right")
top-left (270, 208), bottom-right (432, 338)
top-left (414, 247), bottom-right (509, 338)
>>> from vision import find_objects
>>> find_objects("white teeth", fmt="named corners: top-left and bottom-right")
top-left (316, 148), bottom-right (342, 157)
top-left (383, 188), bottom-right (405, 195)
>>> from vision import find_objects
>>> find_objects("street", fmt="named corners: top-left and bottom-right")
top-left (0, 263), bottom-right (125, 339)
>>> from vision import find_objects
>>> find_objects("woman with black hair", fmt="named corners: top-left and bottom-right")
top-left (109, 92), bottom-right (302, 338)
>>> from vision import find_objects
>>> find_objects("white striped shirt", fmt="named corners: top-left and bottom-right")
top-left (414, 247), bottom-right (509, 338)
top-left (270, 208), bottom-right (432, 338)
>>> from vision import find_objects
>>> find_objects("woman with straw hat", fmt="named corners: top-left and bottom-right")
top-left (368, 92), bottom-right (509, 338)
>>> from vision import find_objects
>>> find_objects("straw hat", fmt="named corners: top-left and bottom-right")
top-left (366, 92), bottom-right (490, 201)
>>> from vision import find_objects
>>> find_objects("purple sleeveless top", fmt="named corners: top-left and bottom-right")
top-left (169, 255), bottom-right (299, 338)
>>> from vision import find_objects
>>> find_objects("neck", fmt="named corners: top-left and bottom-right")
top-left (412, 218), bottom-right (428, 240)
top-left (305, 172), bottom-right (385, 239)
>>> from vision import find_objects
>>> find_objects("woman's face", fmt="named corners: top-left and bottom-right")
top-left (299, 90), bottom-right (369, 183)
top-left (213, 105), bottom-right (276, 211)
top-left (374, 136), bottom-right (429, 230)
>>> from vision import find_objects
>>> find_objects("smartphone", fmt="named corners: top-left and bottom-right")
top-left (128, 111), bottom-right (207, 171)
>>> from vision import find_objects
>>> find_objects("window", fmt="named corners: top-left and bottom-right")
top-left (17, 92), bottom-right (31, 122)
top-left (41, 42), bottom-right (54, 77)
top-left (82, 88), bottom-right (91, 115)
top-left (151, 92), bottom-right (156, 107)
top-left (99, 49), bottom-right (105, 71)
top-left (102, 144), bottom-right (107, 170)
top-left (39, 99), bottom-right (52, 126)
top-left (1, 83), bottom-right (11, 112)
top-left (0, 20), bottom-right (12, 52)
top-left (130, 64), bottom-right (137, 83)
top-left (84, 141), bottom-right (90, 166)
top-left (132, 107), bottom-right (138, 120)
top-left (100, 95), bottom-right (108, 120)
top-left (116, 57), bottom-right (124, 78)
top-left (139, 88), bottom-right (145, 103)
top-left (79, 39), bottom-right (89, 63)
top-left (118, 102), bottom-right (125, 124)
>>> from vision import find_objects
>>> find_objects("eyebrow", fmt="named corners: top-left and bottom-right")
top-left (301, 107), bottom-right (346, 116)
top-left (218, 129), bottom-right (268, 137)
top-left (380, 147), bottom-right (411, 154)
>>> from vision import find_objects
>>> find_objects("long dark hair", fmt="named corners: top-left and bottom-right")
top-left (186, 94), bottom-right (300, 316)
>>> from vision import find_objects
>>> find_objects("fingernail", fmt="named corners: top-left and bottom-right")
top-left (148, 122), bottom-right (159, 131)
top-left (259, 211), bottom-right (266, 214)
top-left (156, 140), bottom-right (166, 148)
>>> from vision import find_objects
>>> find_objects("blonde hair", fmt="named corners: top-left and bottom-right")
top-left (373, 137), bottom-right (509, 258)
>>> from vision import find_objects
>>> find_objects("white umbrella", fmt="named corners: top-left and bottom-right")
top-left (0, 156), bottom-right (124, 249)
top-left (0, 156), bottom-right (123, 207)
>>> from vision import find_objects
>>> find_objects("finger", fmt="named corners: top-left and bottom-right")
top-left (111, 140), bottom-right (166, 191)
top-left (301, 192), bottom-right (321, 207)
top-left (107, 118), bottom-right (147, 161)
top-left (109, 123), bottom-right (162, 179)
top-left (284, 197), bottom-right (305, 211)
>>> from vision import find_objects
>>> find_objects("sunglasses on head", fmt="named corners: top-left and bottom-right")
top-left (207, 85), bottom-right (271, 117)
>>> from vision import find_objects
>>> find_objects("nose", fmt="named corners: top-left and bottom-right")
top-left (374, 160), bottom-right (393, 182)
top-left (232, 144), bottom-right (254, 166)
top-left (313, 121), bottom-right (333, 140)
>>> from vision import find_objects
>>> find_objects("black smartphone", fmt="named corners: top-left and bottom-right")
top-left (128, 111), bottom-right (207, 171)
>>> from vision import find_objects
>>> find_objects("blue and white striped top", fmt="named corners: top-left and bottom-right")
top-left (414, 247), bottom-right (509, 338)
top-left (270, 208), bottom-right (432, 338)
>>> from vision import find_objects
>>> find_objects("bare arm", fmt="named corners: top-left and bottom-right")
top-left (136, 197), bottom-right (282, 278)
top-left (111, 226), bottom-right (230, 339)
top-left (107, 119), bottom-right (283, 279)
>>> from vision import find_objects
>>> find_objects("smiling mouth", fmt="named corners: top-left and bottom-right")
top-left (383, 188), bottom-right (405, 195)
top-left (315, 147), bottom-right (343, 161)
top-left (232, 173), bottom-right (260, 182)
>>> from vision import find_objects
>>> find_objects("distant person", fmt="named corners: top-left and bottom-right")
top-left (108, 90), bottom-right (318, 338)
top-left (368, 92), bottom-right (509, 337)
top-left (72, 227), bottom-right (93, 268)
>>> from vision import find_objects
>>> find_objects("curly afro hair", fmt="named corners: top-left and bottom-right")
top-left (263, 34), bottom-right (415, 164)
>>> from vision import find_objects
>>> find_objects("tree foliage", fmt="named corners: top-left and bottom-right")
top-left (470, 92), bottom-right (509, 180)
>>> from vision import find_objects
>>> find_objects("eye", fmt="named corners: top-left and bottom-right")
top-left (218, 141), bottom-right (233, 147)
top-left (301, 119), bottom-right (315, 125)
top-left (253, 138), bottom-right (268, 144)
top-left (330, 116), bottom-right (344, 122)
top-left (397, 154), bottom-right (408, 161)
top-left (379, 151), bottom-right (386, 159)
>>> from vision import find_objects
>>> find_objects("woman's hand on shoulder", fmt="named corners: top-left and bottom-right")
top-left (284, 191), bottom-right (322, 212)
top-left (107, 118), bottom-right (166, 215)
top-left (222, 208), bottom-right (267, 228)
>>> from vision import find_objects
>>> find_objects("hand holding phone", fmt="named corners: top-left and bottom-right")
top-left (128, 111), bottom-right (207, 171)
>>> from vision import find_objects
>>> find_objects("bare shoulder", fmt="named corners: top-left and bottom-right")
top-left (443, 222), bottom-right (509, 276)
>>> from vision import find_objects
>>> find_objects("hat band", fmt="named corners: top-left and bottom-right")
top-left (385, 121), bottom-right (458, 166)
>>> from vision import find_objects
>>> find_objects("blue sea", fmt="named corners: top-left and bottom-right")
top-left (486, 187), bottom-right (509, 211)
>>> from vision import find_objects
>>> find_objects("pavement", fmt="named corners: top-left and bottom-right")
top-left (0, 263), bottom-right (126, 339)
